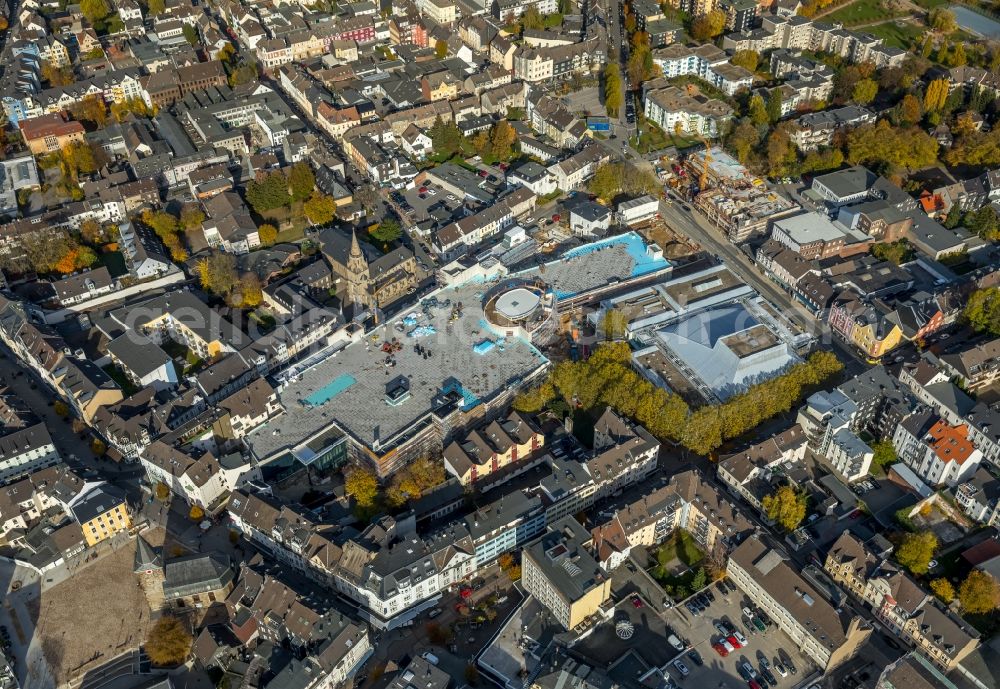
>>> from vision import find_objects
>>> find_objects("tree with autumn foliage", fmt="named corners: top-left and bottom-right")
top-left (303, 191), bottom-right (336, 225)
top-left (257, 223), bottom-right (278, 246)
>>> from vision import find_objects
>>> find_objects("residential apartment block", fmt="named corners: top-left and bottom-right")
top-left (824, 532), bottom-right (980, 672)
top-left (522, 517), bottom-right (612, 631)
top-left (728, 535), bottom-right (872, 672)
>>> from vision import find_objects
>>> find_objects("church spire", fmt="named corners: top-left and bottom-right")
top-left (349, 227), bottom-right (363, 261)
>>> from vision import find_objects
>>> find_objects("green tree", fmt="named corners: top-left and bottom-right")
top-left (435, 39), bottom-right (448, 59)
top-left (522, 4), bottom-right (543, 29)
top-left (53, 400), bottom-right (69, 418)
top-left (730, 50), bottom-right (759, 72)
top-left (930, 578), bottom-right (955, 603)
top-left (602, 309), bottom-right (628, 340)
top-left (489, 120), bottom-right (518, 160)
top-left (964, 287), bottom-right (1000, 335)
top-left (959, 571), bottom-right (1000, 614)
top-left (182, 24), bottom-right (199, 46)
top-left (369, 218), bottom-right (402, 246)
top-left (869, 440), bottom-right (898, 474)
top-left (345, 466), bottom-right (378, 507)
top-left (846, 120), bottom-right (938, 173)
top-left (145, 616), bottom-right (192, 667)
top-left (871, 240), bottom-right (913, 265)
top-left (288, 162), bottom-right (315, 203)
top-left (766, 89), bottom-right (783, 124)
top-left (197, 252), bottom-right (239, 296)
top-left (965, 206), bottom-right (1000, 240)
top-left (464, 664), bottom-right (480, 686)
top-left (41, 61), bottom-right (74, 87)
top-left (852, 78), bottom-right (878, 105)
top-left (728, 120), bottom-right (760, 164)
top-left (246, 171), bottom-right (291, 213)
top-left (943, 203), bottom-right (963, 229)
top-left (604, 63), bottom-right (623, 117)
top-left (80, 0), bottom-right (109, 23)
top-left (304, 192), bottom-right (336, 225)
top-left (147, 0), bottom-right (165, 14)
top-left (762, 485), bottom-right (807, 532)
top-left (896, 531), bottom-right (938, 575)
top-left (929, 7), bottom-right (957, 32)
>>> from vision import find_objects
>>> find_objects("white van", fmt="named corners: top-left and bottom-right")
top-left (421, 652), bottom-right (439, 666)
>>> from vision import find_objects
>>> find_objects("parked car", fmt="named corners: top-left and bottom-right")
top-left (761, 668), bottom-right (777, 687)
top-left (732, 631), bottom-right (748, 647)
top-left (756, 651), bottom-right (769, 669)
top-left (686, 650), bottom-right (703, 667)
top-left (738, 662), bottom-right (757, 681)
top-left (667, 634), bottom-right (685, 652)
top-left (673, 660), bottom-right (689, 678)
top-left (773, 662), bottom-right (788, 678)
top-left (712, 642), bottom-right (729, 657)
top-left (428, 608), bottom-right (442, 619)
top-left (727, 635), bottom-right (743, 650)
top-left (751, 616), bottom-right (767, 633)
top-left (714, 622), bottom-right (729, 637)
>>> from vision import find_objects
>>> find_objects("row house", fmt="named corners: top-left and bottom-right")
top-left (940, 338), bottom-right (1000, 393)
top-left (0, 298), bottom-right (123, 422)
top-left (329, 15), bottom-right (376, 43)
top-left (730, 534), bottom-right (872, 672)
top-left (228, 490), bottom-right (478, 629)
top-left (0, 423), bottom-right (61, 486)
top-left (0, 463), bottom-right (92, 545)
top-left (225, 569), bottom-right (373, 689)
top-left (824, 532), bottom-right (980, 672)
top-left (828, 291), bottom-right (903, 362)
top-left (547, 144), bottom-right (610, 190)
top-left (591, 469), bottom-right (753, 571)
top-left (140, 440), bottom-right (262, 511)
top-left (433, 187), bottom-right (536, 257)
top-left (513, 38), bottom-right (604, 83)
top-left (443, 411), bottom-right (543, 485)
top-left (717, 425), bottom-right (807, 513)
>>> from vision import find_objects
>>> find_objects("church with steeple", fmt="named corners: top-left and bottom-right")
top-left (318, 227), bottom-right (420, 314)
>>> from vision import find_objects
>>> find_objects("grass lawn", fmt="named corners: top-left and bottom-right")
top-left (862, 20), bottom-right (926, 49)
top-left (275, 225), bottom-right (306, 243)
top-left (631, 123), bottom-right (700, 155)
top-left (96, 250), bottom-right (128, 278)
top-left (650, 530), bottom-right (709, 599)
top-left (657, 529), bottom-right (705, 567)
top-left (102, 363), bottom-right (139, 396)
top-left (826, 0), bottom-right (905, 25)
top-left (911, 0), bottom-right (948, 8)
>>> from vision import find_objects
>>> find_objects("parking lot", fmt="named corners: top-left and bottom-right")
top-left (663, 579), bottom-right (815, 689)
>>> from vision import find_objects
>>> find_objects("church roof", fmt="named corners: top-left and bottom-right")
top-left (134, 534), bottom-right (162, 573)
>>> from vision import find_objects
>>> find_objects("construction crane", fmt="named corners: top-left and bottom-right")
top-left (698, 135), bottom-right (712, 192)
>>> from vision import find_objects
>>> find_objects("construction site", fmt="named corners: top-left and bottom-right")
top-left (684, 146), bottom-right (800, 244)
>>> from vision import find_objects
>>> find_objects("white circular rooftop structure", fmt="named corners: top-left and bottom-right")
top-left (494, 288), bottom-right (541, 321)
